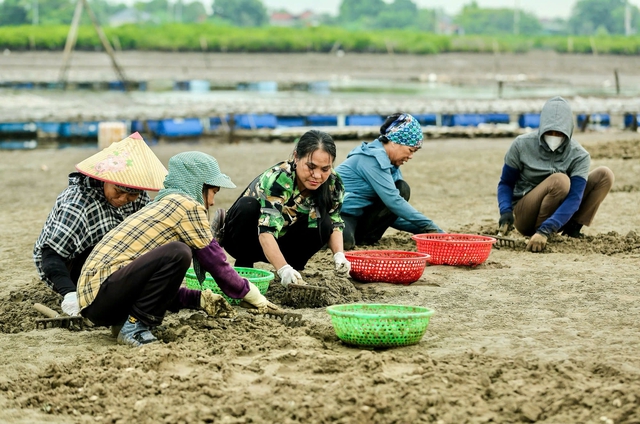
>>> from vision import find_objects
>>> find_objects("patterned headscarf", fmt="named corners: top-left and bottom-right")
top-left (382, 113), bottom-right (423, 148)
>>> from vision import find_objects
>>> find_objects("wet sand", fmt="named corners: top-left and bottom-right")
top-left (1, 130), bottom-right (640, 423)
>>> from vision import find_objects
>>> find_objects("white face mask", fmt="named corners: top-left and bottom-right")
top-left (544, 134), bottom-right (564, 151)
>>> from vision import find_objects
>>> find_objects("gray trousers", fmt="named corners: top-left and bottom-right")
top-left (513, 166), bottom-right (614, 237)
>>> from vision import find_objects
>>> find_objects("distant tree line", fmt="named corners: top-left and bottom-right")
top-left (0, 0), bottom-right (638, 36)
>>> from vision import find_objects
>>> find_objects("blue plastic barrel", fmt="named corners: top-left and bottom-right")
top-left (0, 140), bottom-right (38, 150)
top-left (277, 116), bottom-right (306, 128)
top-left (306, 115), bottom-right (338, 126)
top-left (173, 81), bottom-right (190, 91)
top-left (238, 81), bottom-right (278, 93)
top-left (108, 81), bottom-right (126, 91)
top-left (624, 113), bottom-right (639, 128)
top-left (209, 116), bottom-right (225, 130)
top-left (59, 122), bottom-right (100, 138)
top-left (36, 122), bottom-right (61, 137)
top-left (189, 80), bottom-right (210, 92)
top-left (308, 81), bottom-right (330, 94)
top-left (131, 120), bottom-right (160, 134)
top-left (442, 114), bottom-right (487, 127)
top-left (234, 114), bottom-right (277, 129)
top-left (485, 113), bottom-right (510, 124)
top-left (0, 122), bottom-right (37, 134)
top-left (577, 114), bottom-right (610, 127)
top-left (518, 114), bottom-right (541, 128)
top-left (345, 115), bottom-right (384, 126)
top-left (412, 114), bottom-right (437, 126)
top-left (13, 82), bottom-right (34, 90)
top-left (156, 118), bottom-right (203, 137)
top-left (253, 81), bottom-right (278, 92)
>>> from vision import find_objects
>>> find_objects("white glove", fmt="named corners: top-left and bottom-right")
top-left (277, 264), bottom-right (302, 287)
top-left (61, 292), bottom-right (80, 316)
top-left (242, 282), bottom-right (278, 311)
top-left (333, 252), bottom-right (351, 275)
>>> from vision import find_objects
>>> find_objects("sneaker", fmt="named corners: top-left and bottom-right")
top-left (211, 208), bottom-right (226, 246)
top-left (116, 316), bottom-right (157, 347)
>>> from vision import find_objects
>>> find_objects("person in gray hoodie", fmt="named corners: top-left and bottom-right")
top-left (336, 113), bottom-right (444, 250)
top-left (497, 96), bottom-right (614, 252)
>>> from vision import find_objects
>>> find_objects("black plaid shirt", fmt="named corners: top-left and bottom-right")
top-left (33, 172), bottom-right (149, 288)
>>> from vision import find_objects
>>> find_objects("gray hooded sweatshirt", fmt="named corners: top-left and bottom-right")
top-left (497, 96), bottom-right (590, 236)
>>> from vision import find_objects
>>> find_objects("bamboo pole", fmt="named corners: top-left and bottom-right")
top-left (58, 0), bottom-right (84, 86)
top-left (81, 0), bottom-right (130, 90)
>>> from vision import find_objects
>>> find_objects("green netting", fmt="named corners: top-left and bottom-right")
top-left (184, 267), bottom-right (273, 305)
top-left (326, 304), bottom-right (435, 348)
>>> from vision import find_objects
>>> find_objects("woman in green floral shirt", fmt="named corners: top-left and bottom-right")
top-left (212, 130), bottom-right (351, 286)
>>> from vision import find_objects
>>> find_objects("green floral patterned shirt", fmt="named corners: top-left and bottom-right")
top-left (242, 161), bottom-right (345, 238)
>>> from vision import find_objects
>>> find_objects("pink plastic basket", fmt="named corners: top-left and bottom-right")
top-left (344, 250), bottom-right (431, 285)
top-left (412, 234), bottom-right (496, 266)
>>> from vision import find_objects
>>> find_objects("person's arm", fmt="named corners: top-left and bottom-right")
top-left (258, 232), bottom-right (303, 286)
top-left (327, 229), bottom-right (351, 275)
top-left (359, 157), bottom-right (440, 231)
top-left (195, 239), bottom-right (275, 311)
top-left (193, 240), bottom-right (250, 299)
top-left (537, 176), bottom-right (587, 236)
top-left (327, 229), bottom-right (344, 255)
top-left (174, 201), bottom-right (250, 299)
top-left (537, 152), bottom-right (590, 236)
top-left (40, 246), bottom-right (75, 296)
top-left (497, 141), bottom-right (523, 234)
top-left (392, 217), bottom-right (443, 234)
top-left (258, 232), bottom-right (287, 271)
top-left (497, 164), bottom-right (519, 214)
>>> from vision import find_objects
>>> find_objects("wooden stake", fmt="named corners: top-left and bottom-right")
top-left (58, 0), bottom-right (84, 86)
top-left (81, 0), bottom-right (129, 90)
top-left (200, 35), bottom-right (211, 68)
top-left (589, 36), bottom-right (598, 56)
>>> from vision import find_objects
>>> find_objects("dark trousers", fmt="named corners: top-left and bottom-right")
top-left (342, 180), bottom-right (410, 250)
top-left (68, 247), bottom-right (93, 287)
top-left (82, 242), bottom-right (192, 327)
top-left (224, 197), bottom-right (332, 270)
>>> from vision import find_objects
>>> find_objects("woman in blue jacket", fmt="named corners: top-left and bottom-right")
top-left (335, 113), bottom-right (444, 250)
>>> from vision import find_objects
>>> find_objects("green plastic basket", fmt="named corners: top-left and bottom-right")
top-left (326, 304), bottom-right (435, 348)
top-left (184, 267), bottom-right (273, 305)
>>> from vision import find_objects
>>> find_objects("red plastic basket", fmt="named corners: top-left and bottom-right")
top-left (411, 234), bottom-right (496, 266)
top-left (344, 250), bottom-right (431, 285)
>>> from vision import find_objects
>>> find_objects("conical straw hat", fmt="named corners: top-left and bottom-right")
top-left (75, 132), bottom-right (167, 191)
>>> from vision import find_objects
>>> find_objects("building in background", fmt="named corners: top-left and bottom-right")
top-left (269, 9), bottom-right (319, 27)
top-left (109, 8), bottom-right (154, 26)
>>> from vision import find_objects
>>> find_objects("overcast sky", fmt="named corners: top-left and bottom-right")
top-left (261, 0), bottom-right (640, 19)
top-left (116, 0), bottom-right (640, 20)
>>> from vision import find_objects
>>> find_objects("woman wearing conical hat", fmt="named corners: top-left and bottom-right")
top-left (77, 151), bottom-right (278, 347)
top-left (33, 132), bottom-right (167, 317)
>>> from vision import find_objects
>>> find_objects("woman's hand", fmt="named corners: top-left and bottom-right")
top-left (277, 264), bottom-right (303, 286)
top-left (242, 282), bottom-right (279, 312)
top-left (333, 252), bottom-right (351, 275)
top-left (61, 292), bottom-right (80, 316)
